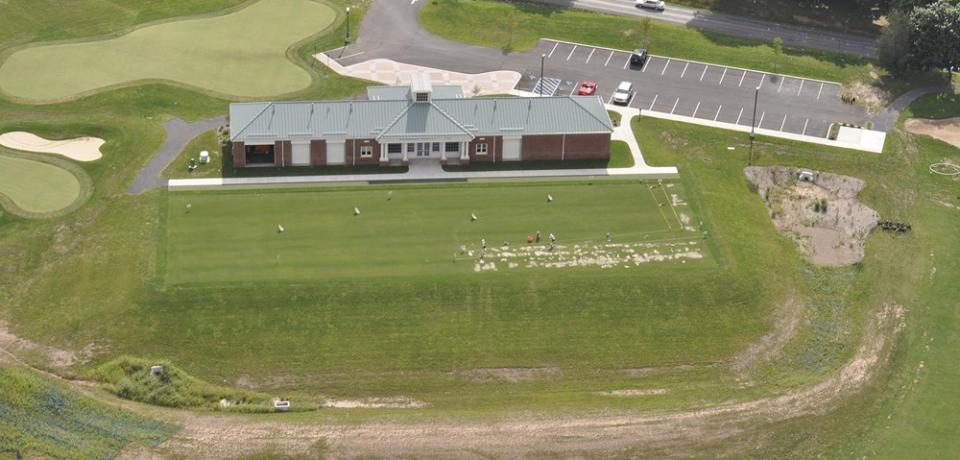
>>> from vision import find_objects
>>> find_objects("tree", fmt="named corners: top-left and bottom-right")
top-left (772, 36), bottom-right (783, 74)
top-left (876, 9), bottom-right (912, 73)
top-left (910, 0), bottom-right (960, 73)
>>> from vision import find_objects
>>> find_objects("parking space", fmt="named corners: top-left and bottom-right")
top-left (526, 40), bottom-right (870, 140)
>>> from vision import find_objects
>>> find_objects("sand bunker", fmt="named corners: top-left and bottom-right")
top-left (0, 131), bottom-right (104, 161)
top-left (905, 117), bottom-right (960, 149)
top-left (745, 166), bottom-right (879, 267)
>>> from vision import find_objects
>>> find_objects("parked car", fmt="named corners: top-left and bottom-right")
top-left (635, 0), bottom-right (666, 11)
top-left (576, 80), bottom-right (597, 96)
top-left (630, 49), bottom-right (649, 67)
top-left (612, 81), bottom-right (634, 105)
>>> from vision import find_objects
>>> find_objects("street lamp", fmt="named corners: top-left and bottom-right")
top-left (539, 54), bottom-right (546, 97)
top-left (749, 84), bottom-right (759, 165)
top-left (345, 7), bottom-right (351, 44)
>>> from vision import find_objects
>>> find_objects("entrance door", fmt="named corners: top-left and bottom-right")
top-left (416, 142), bottom-right (430, 158)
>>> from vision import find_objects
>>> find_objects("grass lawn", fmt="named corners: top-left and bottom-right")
top-left (666, 0), bottom-right (879, 36)
top-left (421, 0), bottom-right (876, 85)
top-left (0, 151), bottom-right (86, 215)
top-left (907, 91), bottom-right (960, 119)
top-left (0, 0), bottom-right (335, 101)
top-left (442, 140), bottom-right (634, 171)
top-left (163, 129), bottom-right (225, 179)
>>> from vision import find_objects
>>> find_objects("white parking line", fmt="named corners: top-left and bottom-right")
top-left (757, 74), bottom-right (765, 90)
top-left (779, 114), bottom-right (787, 131)
top-left (339, 51), bottom-right (365, 60)
top-left (738, 70), bottom-right (746, 87)
top-left (719, 68), bottom-right (728, 85)
top-left (604, 50), bottom-right (614, 66)
top-left (802, 118), bottom-right (810, 135)
top-left (692, 101), bottom-right (701, 118)
top-left (680, 62), bottom-right (689, 79)
top-left (585, 48), bottom-right (595, 64)
top-left (797, 79), bottom-right (805, 96)
top-left (758, 111), bottom-right (766, 128)
top-left (649, 94), bottom-right (659, 110)
top-left (714, 105), bottom-right (722, 121)
top-left (660, 59), bottom-right (671, 76)
top-left (607, 93), bottom-right (615, 104)
top-left (566, 45), bottom-right (577, 61)
top-left (736, 107), bottom-right (744, 125)
top-left (671, 97), bottom-right (680, 114)
top-left (777, 77), bottom-right (785, 93)
top-left (700, 65), bottom-right (708, 81)
top-left (548, 42), bottom-right (559, 58)
top-left (817, 82), bottom-right (824, 100)
top-left (569, 84), bottom-right (579, 96)
top-left (626, 56), bottom-right (633, 70)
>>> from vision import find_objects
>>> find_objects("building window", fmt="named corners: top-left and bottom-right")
top-left (475, 143), bottom-right (488, 155)
top-left (360, 145), bottom-right (373, 158)
top-left (407, 143), bottom-right (415, 153)
top-left (388, 143), bottom-right (402, 154)
top-left (432, 142), bottom-right (440, 152)
top-left (445, 142), bottom-right (460, 153)
top-left (415, 92), bottom-right (430, 102)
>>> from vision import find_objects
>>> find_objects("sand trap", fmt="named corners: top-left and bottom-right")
top-left (0, 131), bottom-right (104, 161)
top-left (905, 117), bottom-right (960, 149)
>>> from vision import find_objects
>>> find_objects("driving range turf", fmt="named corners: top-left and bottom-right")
top-left (0, 0), bottom-right (335, 101)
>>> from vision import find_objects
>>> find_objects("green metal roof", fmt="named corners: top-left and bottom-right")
top-left (230, 91), bottom-right (612, 143)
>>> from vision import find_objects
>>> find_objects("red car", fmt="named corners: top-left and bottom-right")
top-left (576, 81), bottom-right (597, 96)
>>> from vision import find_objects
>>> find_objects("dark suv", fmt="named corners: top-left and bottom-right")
top-left (630, 49), bottom-right (649, 67)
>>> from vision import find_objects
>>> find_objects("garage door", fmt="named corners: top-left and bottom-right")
top-left (291, 142), bottom-right (309, 166)
top-left (327, 141), bottom-right (345, 165)
top-left (502, 138), bottom-right (521, 161)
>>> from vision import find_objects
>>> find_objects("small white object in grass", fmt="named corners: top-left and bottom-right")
top-left (387, 190), bottom-right (394, 200)
top-left (277, 225), bottom-right (285, 233)
top-left (727, 146), bottom-right (735, 150)
top-left (547, 194), bottom-right (554, 202)
top-left (354, 207), bottom-right (361, 216)
top-left (471, 212), bottom-right (478, 221)
top-left (185, 203), bottom-right (192, 212)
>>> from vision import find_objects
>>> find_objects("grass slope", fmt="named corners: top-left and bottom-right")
top-left (0, 366), bottom-right (174, 459)
top-left (0, 0), bottom-right (335, 101)
top-left (421, 0), bottom-right (875, 84)
top-left (908, 91), bottom-right (960, 119)
top-left (0, 152), bottom-right (84, 214)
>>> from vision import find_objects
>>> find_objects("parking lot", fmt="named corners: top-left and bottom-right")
top-left (515, 40), bottom-right (869, 139)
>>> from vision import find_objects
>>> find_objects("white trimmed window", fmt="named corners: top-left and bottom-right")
top-left (475, 143), bottom-right (488, 155)
top-left (360, 145), bottom-right (373, 158)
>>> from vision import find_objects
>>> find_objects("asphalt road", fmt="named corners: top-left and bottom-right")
top-left (330, 1), bottom-right (872, 137)
top-left (531, 0), bottom-right (877, 57)
top-left (127, 116), bottom-right (226, 193)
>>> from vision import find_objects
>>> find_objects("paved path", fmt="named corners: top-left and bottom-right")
top-left (530, 0), bottom-right (876, 57)
top-left (127, 116), bottom-right (225, 194)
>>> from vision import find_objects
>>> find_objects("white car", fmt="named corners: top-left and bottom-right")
top-left (612, 81), bottom-right (634, 105)
top-left (636, 0), bottom-right (666, 11)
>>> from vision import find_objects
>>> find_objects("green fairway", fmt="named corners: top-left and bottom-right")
top-left (163, 181), bottom-right (704, 284)
top-left (0, 0), bottom-right (334, 101)
top-left (0, 153), bottom-right (84, 215)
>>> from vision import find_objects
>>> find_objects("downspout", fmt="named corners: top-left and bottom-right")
top-left (561, 134), bottom-right (566, 161)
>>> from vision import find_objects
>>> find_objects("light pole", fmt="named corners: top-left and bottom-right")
top-left (345, 7), bottom-right (351, 44)
top-left (749, 84), bottom-right (759, 165)
top-left (539, 54), bottom-right (546, 97)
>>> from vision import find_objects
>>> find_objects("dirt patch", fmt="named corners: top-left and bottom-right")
top-left (0, 320), bottom-right (93, 368)
top-left (840, 81), bottom-right (891, 113)
top-left (322, 396), bottom-right (427, 409)
top-left (599, 389), bottom-right (669, 396)
top-left (453, 367), bottom-right (560, 383)
top-left (745, 166), bottom-right (879, 267)
top-left (905, 117), bottom-right (960, 149)
top-left (126, 304), bottom-right (903, 459)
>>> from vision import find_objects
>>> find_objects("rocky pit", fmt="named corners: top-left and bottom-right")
top-left (745, 166), bottom-right (879, 267)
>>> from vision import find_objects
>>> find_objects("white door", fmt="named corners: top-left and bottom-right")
top-left (327, 141), bottom-right (345, 165)
top-left (502, 138), bottom-right (521, 161)
top-left (291, 142), bottom-right (309, 166)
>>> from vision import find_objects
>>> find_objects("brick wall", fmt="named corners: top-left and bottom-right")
top-left (231, 141), bottom-right (246, 168)
top-left (345, 139), bottom-right (380, 166)
top-left (563, 133), bottom-right (611, 160)
top-left (274, 140), bottom-right (292, 167)
top-left (468, 136), bottom-right (502, 163)
top-left (520, 135), bottom-right (564, 161)
top-left (310, 140), bottom-right (327, 167)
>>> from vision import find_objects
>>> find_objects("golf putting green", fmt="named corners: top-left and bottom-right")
top-left (0, 0), bottom-right (334, 101)
top-left (0, 154), bottom-right (83, 215)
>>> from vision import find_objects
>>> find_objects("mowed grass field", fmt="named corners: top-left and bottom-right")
top-left (0, 152), bottom-right (84, 214)
top-left (0, 0), bottom-right (334, 101)
top-left (163, 181), bottom-right (699, 284)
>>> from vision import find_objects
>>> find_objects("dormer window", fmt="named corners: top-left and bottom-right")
top-left (415, 92), bottom-right (430, 102)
